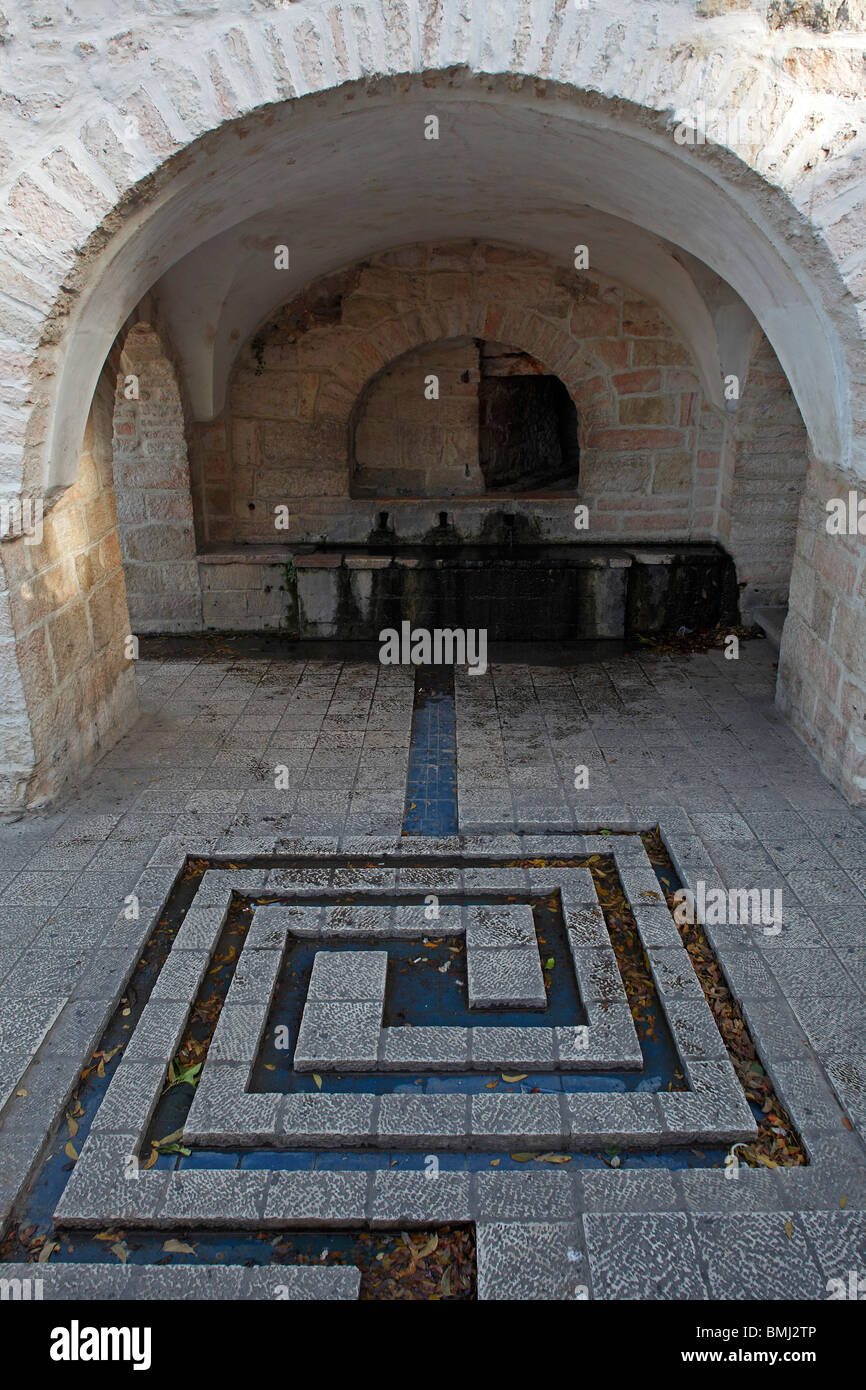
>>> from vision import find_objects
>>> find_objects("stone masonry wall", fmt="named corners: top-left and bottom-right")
top-left (0, 367), bottom-right (138, 806)
top-left (112, 323), bottom-right (202, 634)
top-left (729, 333), bottom-right (810, 610)
top-left (353, 337), bottom-right (484, 497)
top-left (781, 453), bottom-right (866, 797)
top-left (190, 242), bottom-right (725, 550)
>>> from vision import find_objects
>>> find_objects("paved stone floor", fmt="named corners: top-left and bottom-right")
top-left (1, 639), bottom-right (865, 1299)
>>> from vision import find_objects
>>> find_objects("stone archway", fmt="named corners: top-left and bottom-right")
top-left (0, 5), bottom-right (863, 806)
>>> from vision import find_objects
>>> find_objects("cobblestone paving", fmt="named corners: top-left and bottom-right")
top-left (1, 643), bottom-right (865, 1299)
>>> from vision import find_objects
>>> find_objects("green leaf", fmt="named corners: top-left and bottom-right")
top-left (174, 1062), bottom-right (202, 1087)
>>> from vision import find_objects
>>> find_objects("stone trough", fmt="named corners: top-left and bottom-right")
top-left (197, 542), bottom-right (739, 642)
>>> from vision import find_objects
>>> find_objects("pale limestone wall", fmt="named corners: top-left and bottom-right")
top-left (0, 0), bottom-right (862, 805)
top-left (354, 337), bottom-right (483, 497)
top-left (194, 243), bottom-right (724, 547)
top-left (0, 367), bottom-right (138, 807)
top-left (198, 553), bottom-right (292, 633)
top-left (729, 333), bottom-right (810, 610)
top-left (781, 452), bottom-right (866, 795)
top-left (112, 323), bottom-right (202, 633)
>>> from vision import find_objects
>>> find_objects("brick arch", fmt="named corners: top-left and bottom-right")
top-left (347, 331), bottom-right (590, 497)
top-left (331, 304), bottom-right (617, 440)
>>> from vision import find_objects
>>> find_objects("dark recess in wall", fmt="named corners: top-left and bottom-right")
top-left (478, 375), bottom-right (580, 490)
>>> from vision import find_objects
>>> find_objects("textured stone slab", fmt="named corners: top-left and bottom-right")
top-left (464, 903), bottom-right (537, 949)
top-left (294, 1000), bottom-right (383, 1070)
top-left (278, 1092), bottom-right (378, 1143)
top-left (563, 904), bottom-right (609, 947)
top-left (121, 997), bottom-right (190, 1063)
top-left (476, 1222), bottom-right (588, 1300)
top-left (307, 949), bottom-right (388, 1002)
top-left (469, 1026), bottom-right (556, 1069)
top-left (569, 946), bottom-right (624, 1003)
top-left (657, 1090), bottom-right (757, 1144)
top-left (185, 1089), bottom-right (283, 1146)
top-left (564, 1092), bottom-right (662, 1146)
top-left (646, 947), bottom-right (705, 999)
top-left (209, 1003), bottom-right (270, 1064)
top-left (172, 904), bottom-right (231, 951)
top-left (0, 996), bottom-right (64, 1057)
top-left (247, 904), bottom-right (322, 948)
top-left (369, 1170), bottom-right (472, 1226)
top-left (470, 1093), bottom-right (564, 1148)
top-left (692, 1212), bottom-right (827, 1300)
top-left (584, 1213), bottom-right (708, 1299)
top-left (224, 949), bottom-right (283, 1005)
top-left (473, 1170), bottom-right (577, 1221)
top-left (561, 1000), bottom-right (643, 1068)
top-left (90, 1059), bottom-right (165, 1135)
top-left (661, 996), bottom-right (728, 1061)
top-left (578, 1169), bottom-right (681, 1212)
top-left (0, 1262), bottom-right (360, 1301)
top-left (393, 903), bottom-right (463, 933)
top-left (149, 948), bottom-right (210, 1002)
top-left (380, 1025), bottom-right (469, 1069)
top-left (631, 903), bottom-right (682, 948)
top-left (377, 1093), bottom-right (469, 1147)
top-left (54, 1134), bottom-right (171, 1227)
top-left (159, 1170), bottom-right (269, 1227)
top-left (466, 947), bottom-right (546, 1009)
top-left (322, 903), bottom-right (396, 935)
top-left (264, 1171), bottom-right (368, 1226)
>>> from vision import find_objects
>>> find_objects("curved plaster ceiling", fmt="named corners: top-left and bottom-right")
top-left (155, 205), bottom-right (738, 423)
top-left (46, 77), bottom-right (851, 492)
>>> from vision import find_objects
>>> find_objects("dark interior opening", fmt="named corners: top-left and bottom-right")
top-left (478, 374), bottom-right (580, 491)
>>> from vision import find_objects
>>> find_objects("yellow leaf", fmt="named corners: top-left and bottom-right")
top-left (509, 1152), bottom-right (534, 1162)
top-left (485, 1080), bottom-right (498, 1089)
top-left (15, 1087), bottom-right (27, 1098)
top-left (501, 1073), bottom-right (527, 1083)
top-left (162, 1239), bottom-right (196, 1255)
top-left (64, 1142), bottom-right (78, 1161)
top-left (490, 1159), bottom-right (500, 1167)
top-left (313, 1074), bottom-right (323, 1090)
top-left (67, 1115), bottom-right (79, 1139)
top-left (264, 1064), bottom-right (276, 1071)
top-left (784, 1220), bottom-right (793, 1240)
top-left (154, 1128), bottom-right (184, 1147)
top-left (38, 1240), bottom-right (59, 1264)
top-left (141, 1148), bottom-right (159, 1170)
top-left (110, 1243), bottom-right (128, 1264)
top-left (840, 1195), bottom-right (848, 1209)
top-left (537, 1153), bottom-right (572, 1164)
